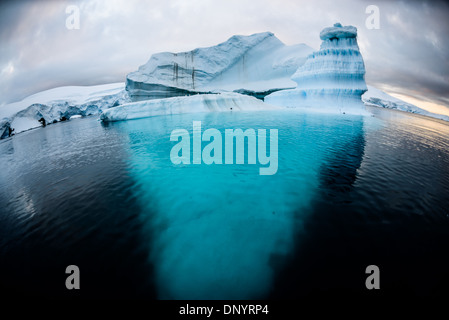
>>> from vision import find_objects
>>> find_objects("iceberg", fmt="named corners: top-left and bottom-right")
top-left (363, 86), bottom-right (449, 122)
top-left (265, 23), bottom-right (368, 114)
top-left (126, 32), bottom-right (313, 101)
top-left (0, 83), bottom-right (129, 138)
top-left (100, 92), bottom-right (280, 122)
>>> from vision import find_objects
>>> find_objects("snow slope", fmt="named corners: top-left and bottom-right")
top-left (0, 83), bottom-right (129, 138)
top-left (363, 86), bottom-right (449, 122)
top-left (266, 23), bottom-right (367, 114)
top-left (100, 92), bottom-right (280, 122)
top-left (126, 32), bottom-right (313, 100)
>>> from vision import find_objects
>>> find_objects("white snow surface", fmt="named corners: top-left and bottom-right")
top-left (0, 83), bottom-right (124, 119)
top-left (363, 86), bottom-right (449, 122)
top-left (0, 83), bottom-right (129, 137)
top-left (126, 32), bottom-right (314, 99)
top-left (319, 23), bottom-right (357, 40)
top-left (101, 92), bottom-right (281, 122)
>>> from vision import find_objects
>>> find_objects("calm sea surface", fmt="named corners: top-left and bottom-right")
top-left (1, 107), bottom-right (448, 299)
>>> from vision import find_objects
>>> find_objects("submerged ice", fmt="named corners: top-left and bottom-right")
top-left (119, 111), bottom-right (367, 299)
top-left (169, 120), bottom-right (279, 175)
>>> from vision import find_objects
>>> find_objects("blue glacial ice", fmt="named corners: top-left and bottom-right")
top-left (266, 23), bottom-right (368, 115)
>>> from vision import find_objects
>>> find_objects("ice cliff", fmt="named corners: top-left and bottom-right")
top-left (126, 32), bottom-right (313, 101)
top-left (266, 23), bottom-right (368, 114)
top-left (0, 83), bottom-right (129, 138)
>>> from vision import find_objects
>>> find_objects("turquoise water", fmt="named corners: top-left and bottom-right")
top-left (112, 111), bottom-right (367, 299)
top-left (1, 108), bottom-right (448, 299)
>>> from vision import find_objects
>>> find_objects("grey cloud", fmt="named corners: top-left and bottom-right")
top-left (356, 0), bottom-right (449, 111)
top-left (0, 0), bottom-right (448, 113)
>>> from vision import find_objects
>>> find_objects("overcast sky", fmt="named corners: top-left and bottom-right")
top-left (1, 0), bottom-right (448, 115)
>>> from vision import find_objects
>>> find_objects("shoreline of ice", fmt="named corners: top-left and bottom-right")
top-left (100, 92), bottom-right (281, 122)
top-left (0, 83), bottom-right (129, 138)
top-left (1, 26), bottom-right (448, 138)
top-left (1, 83), bottom-right (448, 140)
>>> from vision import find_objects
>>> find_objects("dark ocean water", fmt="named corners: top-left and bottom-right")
top-left (0, 107), bottom-right (448, 299)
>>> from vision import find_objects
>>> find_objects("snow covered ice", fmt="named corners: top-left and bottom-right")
top-left (319, 23), bottom-right (357, 40)
top-left (266, 23), bottom-right (368, 115)
top-left (2, 27), bottom-right (448, 139)
top-left (0, 83), bottom-right (129, 138)
top-left (363, 86), bottom-right (449, 122)
top-left (100, 92), bottom-right (280, 122)
top-left (126, 32), bottom-right (313, 101)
